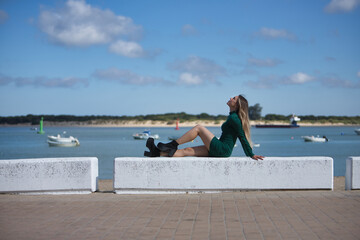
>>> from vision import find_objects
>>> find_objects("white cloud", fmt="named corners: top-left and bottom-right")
top-left (247, 57), bottom-right (283, 67)
top-left (357, 71), bottom-right (360, 77)
top-left (178, 73), bottom-right (203, 85)
top-left (321, 75), bottom-right (360, 88)
top-left (239, 56), bottom-right (282, 76)
top-left (181, 24), bottom-right (198, 36)
top-left (245, 75), bottom-right (278, 89)
top-left (284, 72), bottom-right (315, 84)
top-left (169, 56), bottom-right (223, 74)
top-left (168, 56), bottom-right (226, 85)
top-left (254, 27), bottom-right (297, 41)
top-left (324, 0), bottom-right (360, 13)
top-left (93, 68), bottom-right (169, 85)
top-left (0, 9), bottom-right (8, 24)
top-left (38, 0), bottom-right (143, 46)
top-left (247, 72), bottom-right (360, 89)
top-left (109, 40), bottom-right (145, 58)
top-left (30, 77), bottom-right (89, 88)
top-left (240, 68), bottom-right (258, 75)
top-left (246, 72), bottom-right (315, 89)
top-left (0, 73), bottom-right (88, 88)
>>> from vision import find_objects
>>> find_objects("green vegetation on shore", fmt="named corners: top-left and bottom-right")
top-left (263, 114), bottom-right (360, 125)
top-left (1, 113), bottom-right (359, 125)
top-left (0, 113), bottom-right (227, 125)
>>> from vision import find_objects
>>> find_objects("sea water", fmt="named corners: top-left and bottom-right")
top-left (0, 126), bottom-right (359, 179)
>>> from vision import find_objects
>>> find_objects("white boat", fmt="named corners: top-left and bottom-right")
top-left (355, 129), bottom-right (360, 135)
top-left (302, 135), bottom-right (328, 142)
top-left (47, 134), bottom-right (80, 147)
top-left (133, 130), bottom-right (159, 140)
top-left (256, 114), bottom-right (301, 128)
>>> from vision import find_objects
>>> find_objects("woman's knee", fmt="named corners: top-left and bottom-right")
top-left (194, 124), bottom-right (206, 132)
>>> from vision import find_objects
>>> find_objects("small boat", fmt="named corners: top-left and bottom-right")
top-left (133, 130), bottom-right (159, 140)
top-left (302, 135), bottom-right (328, 142)
top-left (47, 134), bottom-right (80, 147)
top-left (355, 129), bottom-right (360, 135)
top-left (256, 114), bottom-right (301, 128)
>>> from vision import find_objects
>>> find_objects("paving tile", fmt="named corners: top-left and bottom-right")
top-left (1, 180), bottom-right (360, 240)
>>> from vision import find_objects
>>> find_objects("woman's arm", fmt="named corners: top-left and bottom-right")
top-left (228, 114), bottom-right (254, 158)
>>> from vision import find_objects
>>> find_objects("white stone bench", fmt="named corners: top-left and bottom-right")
top-left (0, 157), bottom-right (98, 194)
top-left (114, 157), bottom-right (333, 194)
top-left (345, 156), bottom-right (360, 190)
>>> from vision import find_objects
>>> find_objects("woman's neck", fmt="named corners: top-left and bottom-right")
top-left (229, 106), bottom-right (237, 112)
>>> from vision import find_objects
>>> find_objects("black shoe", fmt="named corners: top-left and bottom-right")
top-left (144, 138), bottom-right (160, 157)
top-left (144, 151), bottom-right (153, 157)
top-left (157, 140), bottom-right (178, 157)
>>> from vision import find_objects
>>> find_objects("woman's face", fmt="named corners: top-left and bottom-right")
top-left (227, 96), bottom-right (239, 109)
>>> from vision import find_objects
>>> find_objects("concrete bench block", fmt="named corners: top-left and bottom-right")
top-left (114, 157), bottom-right (333, 194)
top-left (346, 156), bottom-right (360, 190)
top-left (0, 157), bottom-right (98, 194)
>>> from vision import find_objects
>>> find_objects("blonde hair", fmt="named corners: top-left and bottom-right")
top-left (237, 95), bottom-right (252, 147)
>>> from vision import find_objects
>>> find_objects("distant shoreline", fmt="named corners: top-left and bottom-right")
top-left (1, 120), bottom-right (359, 128)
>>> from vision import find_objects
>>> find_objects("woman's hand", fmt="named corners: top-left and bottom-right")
top-left (252, 155), bottom-right (264, 161)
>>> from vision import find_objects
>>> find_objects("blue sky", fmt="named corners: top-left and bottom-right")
top-left (0, 0), bottom-right (359, 117)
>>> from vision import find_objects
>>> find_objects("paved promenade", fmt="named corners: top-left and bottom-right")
top-left (1, 177), bottom-right (360, 240)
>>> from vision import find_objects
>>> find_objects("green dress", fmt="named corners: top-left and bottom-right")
top-left (209, 111), bottom-right (254, 158)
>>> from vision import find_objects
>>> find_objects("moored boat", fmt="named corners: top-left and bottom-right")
top-left (255, 124), bottom-right (299, 128)
top-left (47, 134), bottom-right (80, 147)
top-left (133, 130), bottom-right (159, 140)
top-left (302, 135), bottom-right (328, 142)
top-left (355, 129), bottom-right (360, 135)
top-left (256, 114), bottom-right (300, 128)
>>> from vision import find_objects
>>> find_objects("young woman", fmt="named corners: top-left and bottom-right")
top-left (144, 95), bottom-right (264, 160)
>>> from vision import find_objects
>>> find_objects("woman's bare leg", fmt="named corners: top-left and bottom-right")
top-left (160, 145), bottom-right (209, 157)
top-left (156, 125), bottom-right (214, 157)
top-left (176, 125), bottom-right (215, 150)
